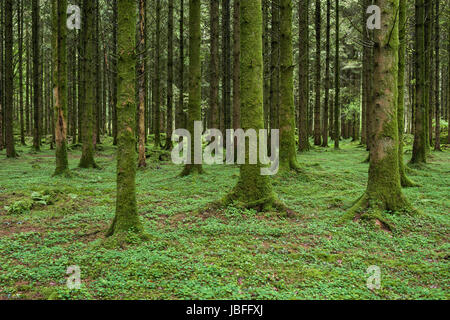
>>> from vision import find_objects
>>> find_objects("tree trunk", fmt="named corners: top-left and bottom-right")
top-left (52, 0), bottom-right (70, 175)
top-left (313, 0), bottom-right (321, 146)
top-left (232, 0), bottom-right (240, 131)
top-left (181, 0), bottom-right (203, 176)
top-left (4, 0), bottom-right (15, 157)
top-left (18, 0), bottom-right (25, 145)
top-left (138, 0), bottom-right (147, 167)
top-left (176, 0), bottom-right (186, 130)
top-left (270, 0), bottom-right (280, 131)
top-left (298, 0), bottom-right (310, 152)
top-left (209, 0), bottom-right (220, 129)
top-left (411, 0), bottom-right (427, 163)
top-left (224, 0), bottom-right (276, 211)
top-left (107, 0), bottom-right (145, 239)
top-left (348, 0), bottom-right (412, 221)
top-left (222, 0), bottom-right (232, 135)
top-left (334, 0), bottom-right (340, 149)
top-left (433, 0), bottom-right (440, 151)
top-left (397, 0), bottom-right (415, 186)
top-left (279, 0), bottom-right (300, 171)
top-left (322, 0), bottom-right (330, 147)
top-left (32, 0), bottom-right (41, 151)
top-left (79, 0), bottom-right (97, 168)
top-left (165, 0), bottom-right (174, 150)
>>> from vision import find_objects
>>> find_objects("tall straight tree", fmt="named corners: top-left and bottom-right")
top-left (232, 0), bottom-right (240, 131)
top-left (52, 0), bottom-right (70, 175)
top-left (298, 0), bottom-right (310, 152)
top-left (397, 0), bottom-right (415, 186)
top-left (279, 0), bottom-right (300, 171)
top-left (209, 0), bottom-right (220, 129)
top-left (32, 0), bottom-right (41, 151)
top-left (138, 0), bottom-right (147, 167)
top-left (333, 0), bottom-right (340, 149)
top-left (176, 0), bottom-right (186, 130)
top-left (222, 0), bottom-right (231, 134)
top-left (112, 0), bottom-right (118, 145)
top-left (0, 0), bottom-right (3, 151)
top-left (270, 0), bottom-right (280, 131)
top-left (165, 0), bottom-right (174, 149)
top-left (181, 0), bottom-right (203, 176)
top-left (411, 0), bottom-right (427, 163)
top-left (79, 0), bottom-right (97, 168)
top-left (313, 0), bottom-right (321, 146)
top-left (18, 0), bottom-right (25, 145)
top-left (322, 0), bottom-right (331, 147)
top-left (4, 0), bottom-right (15, 157)
top-left (154, 0), bottom-right (161, 148)
top-left (348, 0), bottom-right (412, 219)
top-left (107, 0), bottom-right (145, 238)
top-left (433, 0), bottom-right (440, 151)
top-left (224, 0), bottom-right (276, 210)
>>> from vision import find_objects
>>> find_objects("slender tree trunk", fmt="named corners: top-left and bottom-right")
top-left (18, 0), bottom-right (25, 145)
top-left (0, 1), bottom-right (3, 151)
top-left (222, 0), bottom-right (232, 136)
top-left (334, 0), bottom-right (340, 149)
top-left (153, 0), bottom-right (161, 147)
top-left (433, 0), bottom-right (440, 151)
top-left (4, 0), bottom-right (15, 157)
top-left (112, 0), bottom-right (118, 146)
top-left (181, 0), bottom-right (203, 176)
top-left (411, 0), bottom-right (427, 163)
top-left (209, 0), bottom-right (220, 129)
top-left (322, 0), bottom-right (330, 147)
top-left (79, 0), bottom-right (97, 168)
top-left (107, 0), bottom-right (145, 239)
top-left (165, 0), bottom-right (174, 150)
top-left (270, 0), bottom-right (280, 131)
top-left (397, 0), bottom-right (415, 186)
top-left (298, 0), bottom-right (310, 152)
top-left (232, 0), bottom-right (240, 131)
top-left (176, 0), bottom-right (186, 130)
top-left (52, 0), bottom-right (70, 175)
top-left (279, 0), bottom-right (300, 170)
top-left (263, 0), bottom-right (270, 130)
top-left (313, 0), bottom-right (321, 146)
top-left (138, 0), bottom-right (147, 167)
top-left (32, 0), bottom-right (41, 151)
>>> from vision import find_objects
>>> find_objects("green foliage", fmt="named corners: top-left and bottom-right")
top-left (0, 141), bottom-right (448, 300)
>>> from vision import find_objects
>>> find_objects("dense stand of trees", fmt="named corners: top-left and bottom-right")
top-left (0, 0), bottom-right (449, 237)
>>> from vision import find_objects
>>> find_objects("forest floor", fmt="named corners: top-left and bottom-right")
top-left (0, 137), bottom-right (448, 300)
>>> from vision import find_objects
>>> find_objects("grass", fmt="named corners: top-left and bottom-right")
top-left (0, 137), bottom-right (449, 300)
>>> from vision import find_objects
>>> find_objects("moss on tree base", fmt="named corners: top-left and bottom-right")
top-left (180, 164), bottom-right (204, 177)
top-left (341, 191), bottom-right (416, 230)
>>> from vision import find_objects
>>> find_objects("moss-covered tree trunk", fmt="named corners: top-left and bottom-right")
top-left (165, 0), bottom-right (174, 150)
top-left (279, 0), bottom-right (300, 171)
top-left (411, 0), bottom-right (427, 163)
top-left (333, 0), bottom-right (340, 149)
top-left (433, 0), bottom-right (440, 151)
top-left (138, 0), bottom-right (147, 167)
top-left (322, 0), bottom-right (330, 147)
top-left (298, 0), bottom-right (310, 152)
top-left (181, 0), bottom-right (203, 176)
top-left (270, 0), bottom-right (280, 132)
top-left (154, 0), bottom-right (161, 148)
top-left (176, 0), bottom-right (186, 130)
top-left (224, 0), bottom-right (277, 211)
top-left (4, 0), bottom-right (15, 158)
top-left (32, 0), bottom-right (40, 152)
top-left (232, 0), bottom-right (240, 131)
top-left (107, 0), bottom-right (144, 238)
top-left (313, 0), bottom-right (321, 146)
top-left (52, 0), bottom-right (70, 175)
top-left (79, 0), bottom-right (97, 168)
top-left (397, 0), bottom-right (415, 186)
top-left (209, 0), bottom-right (219, 129)
top-left (348, 0), bottom-right (412, 221)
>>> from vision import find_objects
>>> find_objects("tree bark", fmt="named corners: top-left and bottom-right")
top-left (298, 0), bottom-right (310, 152)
